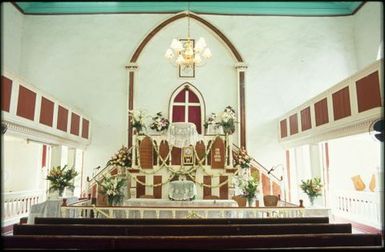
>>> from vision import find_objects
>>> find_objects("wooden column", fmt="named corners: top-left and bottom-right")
top-left (125, 63), bottom-right (138, 148)
top-left (235, 63), bottom-right (247, 149)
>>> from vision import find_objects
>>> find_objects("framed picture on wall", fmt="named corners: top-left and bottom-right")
top-left (178, 39), bottom-right (195, 78)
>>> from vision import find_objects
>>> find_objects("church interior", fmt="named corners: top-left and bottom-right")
top-left (1, 1), bottom-right (384, 249)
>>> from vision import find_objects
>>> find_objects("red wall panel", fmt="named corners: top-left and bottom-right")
top-left (1, 76), bottom-right (12, 112)
top-left (300, 106), bottom-right (311, 131)
top-left (70, 112), bottom-right (80, 136)
top-left (57, 105), bottom-right (68, 132)
top-left (356, 71), bottom-right (382, 112)
top-left (332, 86), bottom-right (351, 121)
top-left (174, 89), bottom-right (185, 102)
top-left (314, 98), bottom-right (329, 126)
top-left (172, 105), bottom-right (185, 122)
top-left (188, 90), bottom-right (199, 102)
top-left (16, 85), bottom-right (36, 121)
top-left (280, 119), bottom-right (287, 138)
top-left (289, 113), bottom-right (298, 135)
top-left (82, 118), bottom-right (89, 139)
top-left (188, 106), bottom-right (202, 134)
top-left (39, 97), bottom-right (54, 127)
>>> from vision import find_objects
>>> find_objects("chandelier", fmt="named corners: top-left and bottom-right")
top-left (165, 11), bottom-right (212, 69)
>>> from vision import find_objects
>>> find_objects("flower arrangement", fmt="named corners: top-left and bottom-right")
top-left (300, 177), bottom-right (323, 206)
top-left (129, 110), bottom-right (147, 134)
top-left (106, 145), bottom-right (132, 168)
top-left (219, 106), bottom-right (237, 135)
top-left (97, 173), bottom-right (127, 206)
top-left (150, 112), bottom-right (170, 132)
top-left (203, 113), bottom-right (218, 129)
top-left (238, 147), bottom-right (251, 169)
top-left (46, 165), bottom-right (78, 196)
top-left (233, 171), bottom-right (259, 205)
top-left (204, 106), bottom-right (237, 135)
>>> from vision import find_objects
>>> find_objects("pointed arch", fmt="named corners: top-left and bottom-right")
top-left (127, 12), bottom-right (247, 148)
top-left (130, 12), bottom-right (243, 63)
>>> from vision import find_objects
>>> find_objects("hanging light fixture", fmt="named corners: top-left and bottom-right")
top-left (165, 3), bottom-right (212, 69)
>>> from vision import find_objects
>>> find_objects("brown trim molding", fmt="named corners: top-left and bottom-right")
top-left (239, 71), bottom-right (246, 148)
top-left (128, 71), bottom-right (134, 148)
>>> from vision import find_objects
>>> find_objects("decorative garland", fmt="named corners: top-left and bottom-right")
top-left (127, 134), bottom-right (239, 189)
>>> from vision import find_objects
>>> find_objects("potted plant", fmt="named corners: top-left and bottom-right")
top-left (218, 106), bottom-right (237, 135)
top-left (232, 172), bottom-right (259, 207)
top-left (129, 110), bottom-right (147, 134)
top-left (46, 165), bottom-right (78, 197)
top-left (97, 173), bottom-right (127, 206)
top-left (300, 177), bottom-right (323, 206)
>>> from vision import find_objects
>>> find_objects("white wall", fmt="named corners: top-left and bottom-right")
top-left (1, 2), bottom-right (24, 75)
top-left (2, 3), bottom-right (382, 190)
top-left (328, 133), bottom-right (382, 192)
top-left (354, 2), bottom-right (384, 70)
top-left (3, 135), bottom-right (43, 192)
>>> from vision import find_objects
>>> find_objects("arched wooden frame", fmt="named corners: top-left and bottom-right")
top-left (127, 12), bottom-right (246, 148)
top-left (168, 83), bottom-right (206, 134)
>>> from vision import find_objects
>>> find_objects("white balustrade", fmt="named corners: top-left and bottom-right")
top-left (332, 190), bottom-right (381, 228)
top-left (61, 205), bottom-right (330, 220)
top-left (2, 190), bottom-right (44, 226)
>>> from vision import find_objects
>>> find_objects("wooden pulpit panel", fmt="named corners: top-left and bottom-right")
top-left (210, 137), bottom-right (225, 169)
top-left (153, 175), bottom-right (162, 199)
top-left (219, 175), bottom-right (228, 199)
top-left (136, 175), bottom-right (145, 198)
top-left (171, 147), bottom-right (181, 165)
top-left (159, 140), bottom-right (170, 165)
top-left (139, 136), bottom-right (153, 169)
top-left (262, 173), bottom-right (272, 195)
top-left (203, 176), bottom-right (211, 198)
top-left (272, 181), bottom-right (281, 196)
top-left (195, 141), bottom-right (205, 165)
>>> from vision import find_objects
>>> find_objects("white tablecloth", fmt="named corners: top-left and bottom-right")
top-left (28, 197), bottom-right (78, 224)
top-left (167, 122), bottom-right (201, 148)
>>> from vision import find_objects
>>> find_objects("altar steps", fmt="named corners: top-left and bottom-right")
top-left (34, 216), bottom-right (330, 225)
top-left (3, 233), bottom-right (382, 250)
top-left (4, 217), bottom-right (383, 250)
top-left (13, 223), bottom-right (353, 236)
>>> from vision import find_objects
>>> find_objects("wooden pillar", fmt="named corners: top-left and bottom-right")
top-left (125, 63), bottom-right (138, 148)
top-left (235, 63), bottom-right (247, 149)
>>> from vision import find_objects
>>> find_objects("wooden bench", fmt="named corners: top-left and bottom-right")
top-left (3, 233), bottom-right (382, 249)
top-left (13, 223), bottom-right (352, 236)
top-left (34, 216), bottom-right (330, 225)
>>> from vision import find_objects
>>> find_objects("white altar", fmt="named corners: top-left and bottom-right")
top-left (124, 198), bottom-right (238, 218)
top-left (168, 180), bottom-right (197, 201)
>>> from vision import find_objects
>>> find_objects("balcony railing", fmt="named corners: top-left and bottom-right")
top-left (2, 190), bottom-right (44, 226)
top-left (331, 190), bottom-right (382, 229)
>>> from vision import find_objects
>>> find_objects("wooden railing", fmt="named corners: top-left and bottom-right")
top-left (2, 190), bottom-right (44, 226)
